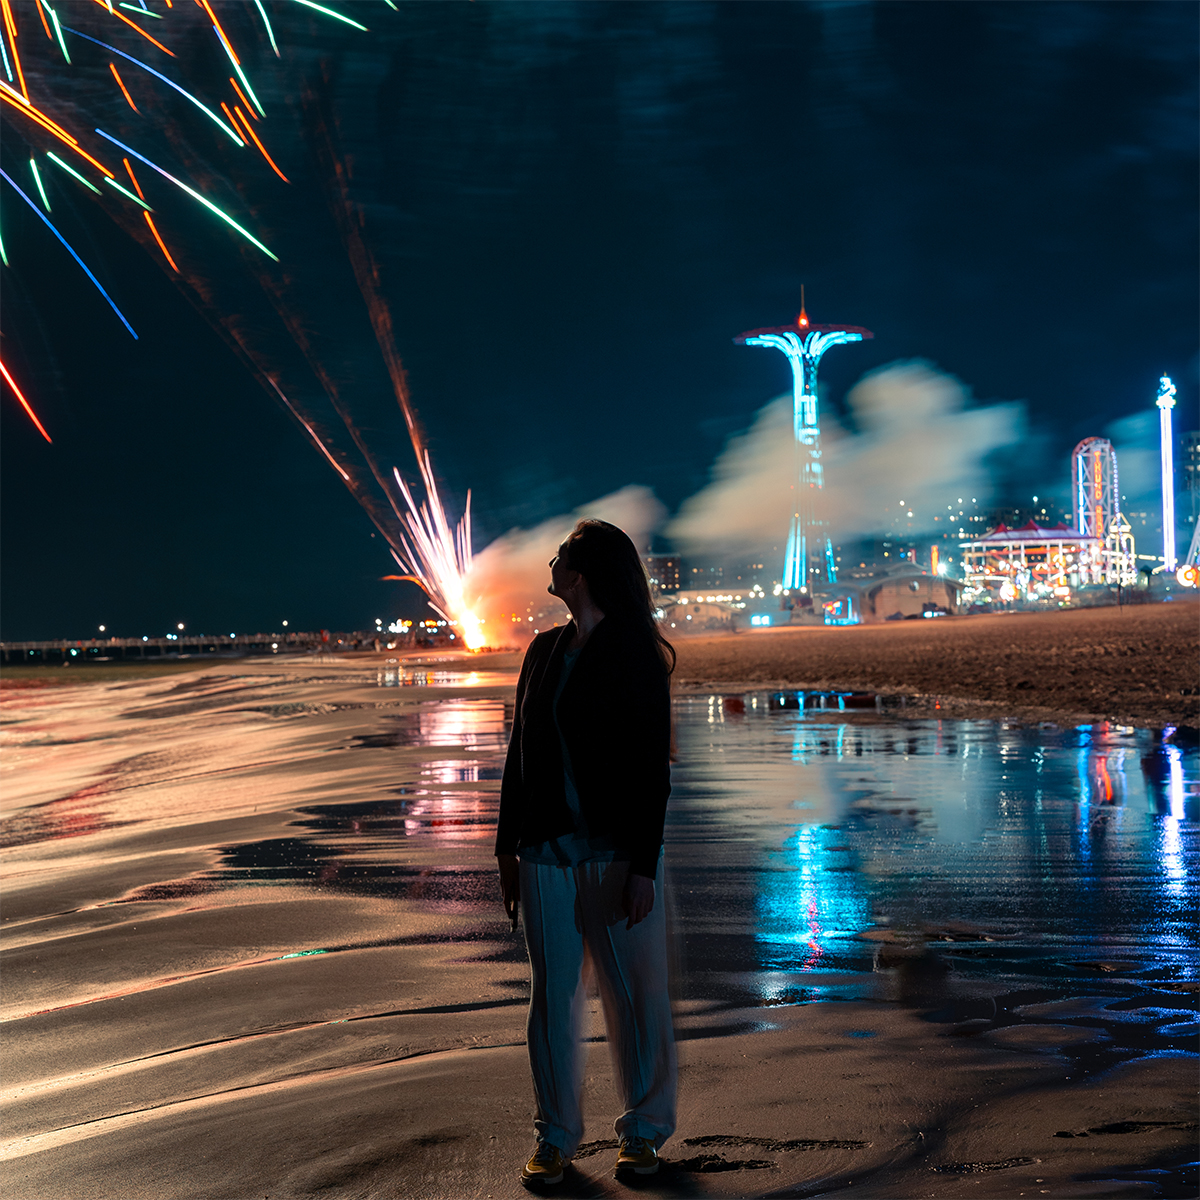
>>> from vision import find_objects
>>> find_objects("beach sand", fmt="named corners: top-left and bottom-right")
top-left (2, 614), bottom-right (1196, 1198)
top-left (673, 601), bottom-right (1200, 729)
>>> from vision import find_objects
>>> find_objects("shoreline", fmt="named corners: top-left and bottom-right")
top-left (671, 601), bottom-right (1199, 731)
top-left (5, 602), bottom-right (1195, 731)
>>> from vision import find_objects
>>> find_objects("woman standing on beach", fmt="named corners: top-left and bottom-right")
top-left (496, 519), bottom-right (676, 1187)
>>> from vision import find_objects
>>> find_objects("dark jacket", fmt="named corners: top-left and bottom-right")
top-left (495, 616), bottom-right (672, 879)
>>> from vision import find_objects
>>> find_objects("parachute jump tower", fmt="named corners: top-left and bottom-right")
top-left (735, 294), bottom-right (872, 594)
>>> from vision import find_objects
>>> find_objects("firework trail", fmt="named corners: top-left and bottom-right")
top-left (1, 0), bottom-right (484, 645)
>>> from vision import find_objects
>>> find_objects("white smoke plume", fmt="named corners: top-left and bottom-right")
top-left (465, 485), bottom-right (665, 643)
top-left (668, 360), bottom-right (1025, 554)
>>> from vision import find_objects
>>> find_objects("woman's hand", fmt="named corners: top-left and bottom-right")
top-left (622, 872), bottom-right (655, 930)
top-left (497, 854), bottom-right (520, 928)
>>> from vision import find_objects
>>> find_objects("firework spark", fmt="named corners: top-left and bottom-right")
top-left (3, 0), bottom-right (487, 644)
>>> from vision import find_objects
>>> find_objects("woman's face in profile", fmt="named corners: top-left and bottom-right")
top-left (548, 542), bottom-right (576, 598)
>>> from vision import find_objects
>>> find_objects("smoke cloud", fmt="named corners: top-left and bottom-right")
top-left (463, 362), bottom-right (1024, 645)
top-left (668, 360), bottom-right (1025, 555)
top-left (466, 485), bottom-right (665, 641)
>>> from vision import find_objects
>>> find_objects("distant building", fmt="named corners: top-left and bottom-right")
top-left (860, 571), bottom-right (965, 621)
top-left (1184, 430), bottom-right (1200, 524)
top-left (644, 555), bottom-right (681, 595)
top-left (661, 596), bottom-right (737, 633)
top-left (726, 560), bottom-right (771, 587)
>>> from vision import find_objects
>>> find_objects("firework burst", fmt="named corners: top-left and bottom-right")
top-left (2, 0), bottom-right (488, 646)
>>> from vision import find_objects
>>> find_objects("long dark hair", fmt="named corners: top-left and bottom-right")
top-left (562, 519), bottom-right (676, 674)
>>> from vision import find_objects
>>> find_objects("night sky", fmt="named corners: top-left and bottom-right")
top-left (2, 1), bottom-right (1196, 641)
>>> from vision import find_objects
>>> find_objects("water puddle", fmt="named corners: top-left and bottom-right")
top-left (349, 698), bottom-right (510, 750)
top-left (374, 663), bottom-right (512, 689)
top-left (15, 680), bottom-right (1194, 1077)
top-left (667, 692), bottom-right (1197, 1074)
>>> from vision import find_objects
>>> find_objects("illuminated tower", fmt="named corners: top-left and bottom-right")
top-left (1071, 436), bottom-right (1118, 584)
top-left (734, 296), bottom-right (872, 593)
top-left (1157, 375), bottom-right (1177, 571)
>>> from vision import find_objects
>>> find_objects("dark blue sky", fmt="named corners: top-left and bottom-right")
top-left (2, 1), bottom-right (1196, 640)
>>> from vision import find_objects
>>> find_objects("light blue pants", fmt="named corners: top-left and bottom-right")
top-left (520, 857), bottom-right (677, 1158)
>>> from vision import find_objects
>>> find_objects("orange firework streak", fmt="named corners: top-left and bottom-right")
top-left (0, 360), bottom-right (52, 443)
top-left (122, 157), bottom-right (145, 199)
top-left (228, 76), bottom-right (256, 118)
top-left (109, 62), bottom-right (139, 112)
top-left (193, 0), bottom-right (236, 62)
top-left (143, 211), bottom-right (179, 271)
top-left (88, 0), bottom-right (175, 57)
top-left (232, 105), bottom-right (288, 181)
top-left (1, 0), bottom-right (29, 100)
top-left (0, 89), bottom-right (115, 176)
top-left (33, 0), bottom-right (52, 41)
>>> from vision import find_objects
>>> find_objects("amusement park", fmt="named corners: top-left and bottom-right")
top-left (651, 308), bottom-right (1198, 633)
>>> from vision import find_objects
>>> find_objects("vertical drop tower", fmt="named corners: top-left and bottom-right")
top-left (735, 297), bottom-right (872, 594)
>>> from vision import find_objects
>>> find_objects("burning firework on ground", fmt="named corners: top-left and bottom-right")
top-left (1, 0), bottom-right (491, 647)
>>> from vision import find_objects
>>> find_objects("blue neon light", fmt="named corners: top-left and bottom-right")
top-left (0, 169), bottom-right (137, 338)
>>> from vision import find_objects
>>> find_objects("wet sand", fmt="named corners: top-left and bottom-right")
top-left (2, 655), bottom-right (1197, 1199)
top-left (673, 601), bottom-right (1200, 729)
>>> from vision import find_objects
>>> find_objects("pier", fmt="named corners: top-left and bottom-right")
top-left (0, 631), bottom-right (415, 665)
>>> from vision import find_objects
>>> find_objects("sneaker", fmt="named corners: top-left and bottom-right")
top-left (521, 1141), bottom-right (567, 1186)
top-left (614, 1136), bottom-right (659, 1175)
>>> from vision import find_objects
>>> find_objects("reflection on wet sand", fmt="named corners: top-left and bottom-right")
top-left (668, 694), bottom-right (1197, 1079)
top-left (1, 662), bottom-right (1196, 1197)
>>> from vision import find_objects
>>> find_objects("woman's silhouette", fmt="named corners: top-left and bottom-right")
top-left (496, 519), bottom-right (676, 1186)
